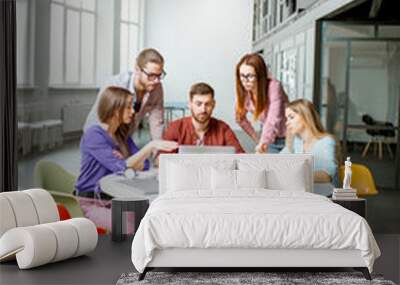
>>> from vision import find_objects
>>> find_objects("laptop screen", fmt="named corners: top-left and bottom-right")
top-left (178, 145), bottom-right (236, 154)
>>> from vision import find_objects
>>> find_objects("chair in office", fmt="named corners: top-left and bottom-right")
top-left (164, 102), bottom-right (188, 127)
top-left (339, 163), bottom-right (379, 196)
top-left (361, 114), bottom-right (395, 160)
top-left (33, 160), bottom-right (84, 218)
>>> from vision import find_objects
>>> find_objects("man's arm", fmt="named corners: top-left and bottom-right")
top-left (148, 85), bottom-right (164, 140)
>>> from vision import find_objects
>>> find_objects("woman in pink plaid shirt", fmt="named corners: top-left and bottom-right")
top-left (235, 53), bottom-right (288, 153)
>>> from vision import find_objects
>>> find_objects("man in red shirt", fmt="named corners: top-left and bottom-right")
top-left (162, 82), bottom-right (245, 153)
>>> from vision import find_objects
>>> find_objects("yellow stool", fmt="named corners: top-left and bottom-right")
top-left (339, 163), bottom-right (379, 196)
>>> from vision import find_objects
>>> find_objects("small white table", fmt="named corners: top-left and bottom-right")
top-left (99, 170), bottom-right (159, 201)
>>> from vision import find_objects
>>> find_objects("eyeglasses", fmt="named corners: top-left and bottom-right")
top-left (239, 73), bottom-right (257, 82)
top-left (140, 68), bottom-right (167, 81)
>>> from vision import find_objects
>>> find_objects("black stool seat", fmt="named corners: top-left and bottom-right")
top-left (112, 197), bottom-right (149, 242)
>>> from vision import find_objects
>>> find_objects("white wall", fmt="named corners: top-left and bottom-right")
top-left (17, 0), bottom-right (115, 125)
top-left (96, 0), bottom-right (115, 86)
top-left (144, 0), bottom-right (253, 129)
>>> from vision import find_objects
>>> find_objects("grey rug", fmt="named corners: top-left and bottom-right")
top-left (116, 271), bottom-right (396, 285)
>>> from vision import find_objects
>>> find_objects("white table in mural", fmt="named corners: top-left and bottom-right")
top-left (99, 169), bottom-right (159, 201)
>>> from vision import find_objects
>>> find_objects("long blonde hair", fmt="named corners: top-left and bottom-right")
top-left (97, 86), bottom-right (133, 158)
top-left (286, 99), bottom-right (342, 164)
top-left (287, 99), bottom-right (326, 138)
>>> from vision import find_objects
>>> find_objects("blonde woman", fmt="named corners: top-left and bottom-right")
top-left (281, 99), bottom-right (339, 188)
top-left (76, 86), bottom-right (177, 196)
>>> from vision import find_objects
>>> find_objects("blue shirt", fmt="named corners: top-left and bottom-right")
top-left (76, 125), bottom-right (150, 193)
top-left (281, 135), bottom-right (338, 185)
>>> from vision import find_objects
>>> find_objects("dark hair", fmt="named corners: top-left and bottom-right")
top-left (97, 86), bottom-right (133, 158)
top-left (235, 53), bottom-right (269, 120)
top-left (136, 48), bottom-right (164, 68)
top-left (189, 82), bottom-right (214, 100)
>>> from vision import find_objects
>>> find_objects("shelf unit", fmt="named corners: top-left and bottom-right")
top-left (252, 0), bottom-right (316, 43)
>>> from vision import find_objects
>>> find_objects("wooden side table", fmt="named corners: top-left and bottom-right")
top-left (112, 197), bottom-right (149, 242)
top-left (331, 198), bottom-right (366, 218)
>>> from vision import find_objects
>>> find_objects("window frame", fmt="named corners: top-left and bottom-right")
top-left (16, 0), bottom-right (35, 88)
top-left (49, 0), bottom-right (98, 88)
top-left (116, 0), bottom-right (144, 73)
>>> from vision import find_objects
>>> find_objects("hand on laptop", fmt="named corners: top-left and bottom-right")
top-left (150, 140), bottom-right (178, 152)
top-left (255, 143), bottom-right (268, 154)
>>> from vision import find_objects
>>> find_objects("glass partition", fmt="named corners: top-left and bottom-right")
top-left (320, 21), bottom-right (400, 190)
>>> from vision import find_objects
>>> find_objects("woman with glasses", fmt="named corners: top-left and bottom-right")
top-left (76, 86), bottom-right (177, 198)
top-left (235, 53), bottom-right (288, 153)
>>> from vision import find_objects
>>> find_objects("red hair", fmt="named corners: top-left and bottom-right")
top-left (235, 53), bottom-right (269, 120)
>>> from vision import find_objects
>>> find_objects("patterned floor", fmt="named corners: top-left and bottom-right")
top-left (117, 271), bottom-right (395, 285)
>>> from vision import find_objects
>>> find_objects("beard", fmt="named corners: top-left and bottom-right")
top-left (138, 77), bottom-right (158, 92)
top-left (145, 83), bottom-right (157, 92)
top-left (191, 110), bottom-right (211, 124)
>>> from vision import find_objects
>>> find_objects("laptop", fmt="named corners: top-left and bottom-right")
top-left (178, 145), bottom-right (236, 154)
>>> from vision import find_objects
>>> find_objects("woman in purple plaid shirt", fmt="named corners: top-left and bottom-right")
top-left (76, 86), bottom-right (177, 197)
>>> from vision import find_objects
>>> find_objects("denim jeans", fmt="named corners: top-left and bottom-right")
top-left (268, 138), bottom-right (286, 153)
